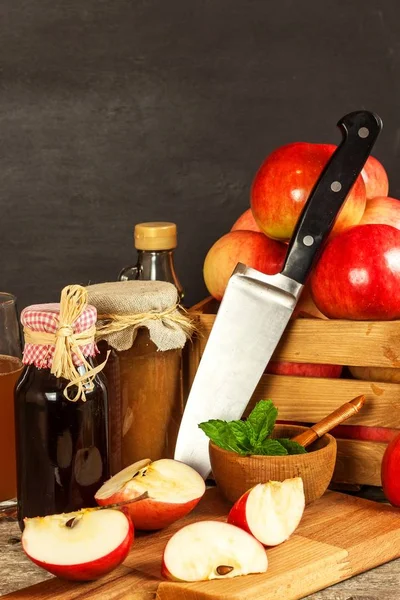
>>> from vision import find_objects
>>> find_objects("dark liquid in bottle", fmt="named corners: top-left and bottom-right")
top-left (15, 364), bottom-right (109, 530)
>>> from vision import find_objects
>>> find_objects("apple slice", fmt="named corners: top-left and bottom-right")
top-left (161, 520), bottom-right (268, 582)
top-left (228, 478), bottom-right (305, 546)
top-left (22, 508), bottom-right (133, 581)
top-left (95, 458), bottom-right (206, 530)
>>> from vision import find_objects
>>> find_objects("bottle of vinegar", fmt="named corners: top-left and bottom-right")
top-left (14, 289), bottom-right (109, 530)
top-left (118, 222), bottom-right (184, 301)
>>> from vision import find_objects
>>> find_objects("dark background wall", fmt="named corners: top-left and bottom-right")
top-left (1, 0), bottom-right (400, 309)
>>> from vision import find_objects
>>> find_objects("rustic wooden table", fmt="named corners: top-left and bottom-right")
top-left (1, 511), bottom-right (399, 600)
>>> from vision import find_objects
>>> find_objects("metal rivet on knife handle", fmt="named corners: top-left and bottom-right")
top-left (303, 235), bottom-right (314, 247)
top-left (358, 127), bottom-right (370, 138)
top-left (330, 181), bottom-right (342, 192)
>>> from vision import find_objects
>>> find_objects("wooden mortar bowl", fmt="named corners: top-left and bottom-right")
top-left (209, 424), bottom-right (337, 505)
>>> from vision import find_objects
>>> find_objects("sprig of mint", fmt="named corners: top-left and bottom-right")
top-left (198, 399), bottom-right (306, 457)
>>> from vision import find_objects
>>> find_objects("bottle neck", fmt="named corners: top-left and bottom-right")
top-left (135, 250), bottom-right (184, 300)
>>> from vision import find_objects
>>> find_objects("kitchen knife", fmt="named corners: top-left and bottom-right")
top-left (175, 110), bottom-right (382, 478)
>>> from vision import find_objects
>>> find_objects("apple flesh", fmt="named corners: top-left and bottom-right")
top-left (161, 520), bottom-right (268, 582)
top-left (361, 155), bottom-right (389, 200)
top-left (231, 208), bottom-right (261, 232)
top-left (381, 431), bottom-right (400, 507)
top-left (22, 508), bottom-right (133, 581)
top-left (266, 361), bottom-right (342, 378)
top-left (203, 230), bottom-right (287, 301)
top-left (227, 478), bottom-right (305, 547)
top-left (251, 142), bottom-right (366, 241)
top-left (359, 196), bottom-right (400, 230)
top-left (310, 224), bottom-right (400, 320)
top-left (95, 458), bottom-right (206, 531)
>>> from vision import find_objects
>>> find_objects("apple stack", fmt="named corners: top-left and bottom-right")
top-left (189, 141), bottom-right (400, 489)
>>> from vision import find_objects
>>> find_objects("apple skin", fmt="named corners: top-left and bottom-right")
top-left (251, 142), bottom-right (366, 241)
top-left (330, 424), bottom-right (398, 444)
top-left (292, 284), bottom-right (328, 320)
top-left (96, 494), bottom-right (201, 531)
top-left (310, 224), bottom-right (400, 320)
top-left (359, 196), bottom-right (400, 230)
top-left (203, 231), bottom-right (287, 301)
top-left (278, 420), bottom-right (398, 444)
top-left (361, 155), bottom-right (389, 200)
top-left (349, 365), bottom-right (400, 384)
top-left (226, 489), bottom-right (253, 536)
top-left (231, 208), bottom-right (261, 232)
top-left (381, 431), bottom-right (400, 507)
top-left (22, 517), bottom-right (134, 581)
top-left (266, 361), bottom-right (342, 378)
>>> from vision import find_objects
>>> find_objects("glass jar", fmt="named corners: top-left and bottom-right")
top-left (15, 296), bottom-right (109, 529)
top-left (88, 281), bottom-right (192, 475)
top-left (99, 330), bottom-right (182, 472)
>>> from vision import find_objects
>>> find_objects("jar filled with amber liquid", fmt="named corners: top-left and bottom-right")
top-left (14, 286), bottom-right (109, 529)
top-left (88, 281), bottom-right (193, 475)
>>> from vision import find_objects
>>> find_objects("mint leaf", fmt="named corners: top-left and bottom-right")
top-left (277, 438), bottom-right (307, 455)
top-left (254, 439), bottom-right (288, 456)
top-left (229, 420), bottom-right (252, 452)
top-left (198, 420), bottom-right (249, 455)
top-left (247, 400), bottom-right (278, 444)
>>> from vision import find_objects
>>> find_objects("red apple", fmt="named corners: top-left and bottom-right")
top-left (231, 208), bottom-right (261, 232)
top-left (381, 431), bottom-right (400, 507)
top-left (349, 365), bottom-right (400, 383)
top-left (161, 520), bottom-right (268, 582)
top-left (203, 230), bottom-right (287, 301)
top-left (361, 155), bottom-right (389, 200)
top-left (292, 284), bottom-right (328, 320)
top-left (22, 508), bottom-right (133, 581)
top-left (359, 196), bottom-right (400, 230)
top-left (310, 224), bottom-right (400, 320)
top-left (266, 361), bottom-right (342, 378)
top-left (330, 424), bottom-right (398, 444)
top-left (95, 458), bottom-right (205, 531)
top-left (227, 478), bottom-right (305, 546)
top-left (251, 142), bottom-right (366, 241)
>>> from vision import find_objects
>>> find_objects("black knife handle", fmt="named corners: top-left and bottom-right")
top-left (281, 111), bottom-right (383, 284)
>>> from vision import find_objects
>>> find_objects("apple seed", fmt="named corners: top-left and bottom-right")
top-left (216, 565), bottom-right (234, 576)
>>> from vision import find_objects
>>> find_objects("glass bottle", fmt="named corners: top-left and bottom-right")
top-left (14, 302), bottom-right (109, 530)
top-left (118, 222), bottom-right (184, 301)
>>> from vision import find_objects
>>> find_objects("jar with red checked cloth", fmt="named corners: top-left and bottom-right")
top-left (14, 286), bottom-right (109, 529)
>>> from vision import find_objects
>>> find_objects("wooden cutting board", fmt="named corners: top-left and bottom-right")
top-left (4, 489), bottom-right (400, 600)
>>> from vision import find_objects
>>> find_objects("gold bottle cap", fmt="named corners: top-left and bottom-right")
top-left (134, 222), bottom-right (177, 251)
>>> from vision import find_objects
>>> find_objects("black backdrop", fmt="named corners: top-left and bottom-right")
top-left (1, 0), bottom-right (400, 309)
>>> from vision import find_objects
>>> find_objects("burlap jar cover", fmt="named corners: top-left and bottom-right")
top-left (86, 281), bottom-right (194, 472)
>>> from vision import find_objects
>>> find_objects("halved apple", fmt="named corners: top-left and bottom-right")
top-left (161, 520), bottom-right (268, 582)
top-left (227, 478), bottom-right (305, 546)
top-left (22, 508), bottom-right (133, 581)
top-left (95, 458), bottom-right (206, 530)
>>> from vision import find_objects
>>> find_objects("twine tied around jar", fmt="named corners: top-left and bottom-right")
top-left (23, 285), bottom-right (109, 402)
top-left (95, 304), bottom-right (195, 339)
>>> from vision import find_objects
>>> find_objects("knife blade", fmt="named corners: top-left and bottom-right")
top-left (175, 110), bottom-right (382, 478)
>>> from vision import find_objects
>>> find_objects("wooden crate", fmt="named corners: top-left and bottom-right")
top-left (184, 297), bottom-right (400, 487)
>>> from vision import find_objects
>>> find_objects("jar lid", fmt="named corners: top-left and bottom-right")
top-left (134, 222), bottom-right (177, 251)
top-left (87, 280), bottom-right (193, 352)
top-left (21, 303), bottom-right (98, 369)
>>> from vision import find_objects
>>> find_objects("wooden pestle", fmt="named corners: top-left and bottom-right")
top-left (291, 395), bottom-right (366, 448)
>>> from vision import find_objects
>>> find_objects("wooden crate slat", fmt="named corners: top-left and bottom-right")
top-left (334, 439), bottom-right (386, 486)
top-left (193, 313), bottom-right (400, 368)
top-left (246, 374), bottom-right (400, 428)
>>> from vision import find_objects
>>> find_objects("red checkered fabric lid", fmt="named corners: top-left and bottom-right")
top-left (21, 303), bottom-right (98, 369)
